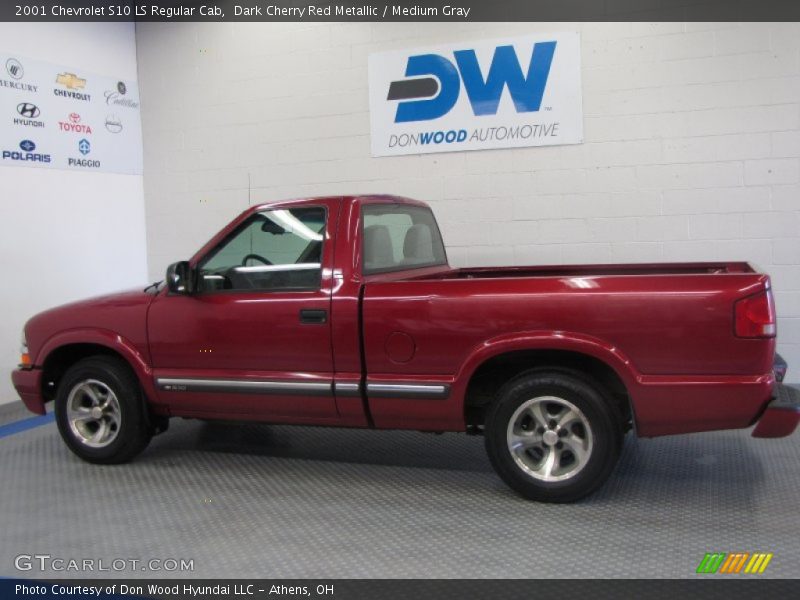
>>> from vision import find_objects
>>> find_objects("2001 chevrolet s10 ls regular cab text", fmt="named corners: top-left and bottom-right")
top-left (12, 195), bottom-right (800, 502)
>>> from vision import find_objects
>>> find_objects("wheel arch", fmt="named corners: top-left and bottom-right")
top-left (458, 333), bottom-right (638, 432)
top-left (36, 330), bottom-right (156, 405)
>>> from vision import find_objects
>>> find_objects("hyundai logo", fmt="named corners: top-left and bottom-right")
top-left (19, 140), bottom-right (35, 152)
top-left (78, 138), bottom-right (90, 155)
top-left (6, 58), bottom-right (23, 79)
top-left (16, 103), bottom-right (40, 119)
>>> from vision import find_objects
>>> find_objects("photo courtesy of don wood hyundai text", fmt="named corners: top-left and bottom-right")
top-left (368, 32), bottom-right (583, 156)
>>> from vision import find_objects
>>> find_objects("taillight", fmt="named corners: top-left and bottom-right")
top-left (734, 289), bottom-right (776, 338)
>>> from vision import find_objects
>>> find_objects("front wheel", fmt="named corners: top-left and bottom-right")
top-left (484, 369), bottom-right (623, 503)
top-left (55, 356), bottom-right (152, 464)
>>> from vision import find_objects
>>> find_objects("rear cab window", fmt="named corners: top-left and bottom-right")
top-left (361, 204), bottom-right (447, 275)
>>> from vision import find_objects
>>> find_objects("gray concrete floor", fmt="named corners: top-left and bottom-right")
top-left (0, 400), bottom-right (798, 579)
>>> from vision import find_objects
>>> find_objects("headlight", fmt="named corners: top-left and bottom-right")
top-left (20, 331), bottom-right (31, 368)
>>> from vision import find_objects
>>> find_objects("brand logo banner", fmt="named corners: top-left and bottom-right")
top-left (368, 32), bottom-right (583, 157)
top-left (1, 53), bottom-right (142, 174)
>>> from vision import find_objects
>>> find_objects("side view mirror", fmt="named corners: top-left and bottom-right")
top-left (166, 261), bottom-right (197, 295)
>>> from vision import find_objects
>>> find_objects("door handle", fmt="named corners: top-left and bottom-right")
top-left (299, 309), bottom-right (327, 324)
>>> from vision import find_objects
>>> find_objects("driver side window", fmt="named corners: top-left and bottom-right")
top-left (198, 206), bottom-right (326, 292)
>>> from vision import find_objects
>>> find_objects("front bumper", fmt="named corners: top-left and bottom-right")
top-left (752, 383), bottom-right (800, 438)
top-left (11, 367), bottom-right (45, 415)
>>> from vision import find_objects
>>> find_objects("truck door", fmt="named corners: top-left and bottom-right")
top-left (147, 200), bottom-right (339, 421)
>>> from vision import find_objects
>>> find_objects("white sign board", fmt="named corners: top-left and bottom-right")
top-left (368, 32), bottom-right (583, 157)
top-left (0, 53), bottom-right (143, 175)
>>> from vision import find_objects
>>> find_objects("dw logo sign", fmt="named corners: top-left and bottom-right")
top-left (389, 42), bottom-right (556, 123)
top-left (368, 33), bottom-right (583, 157)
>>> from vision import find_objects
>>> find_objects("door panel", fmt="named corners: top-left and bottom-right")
top-left (147, 201), bottom-right (339, 419)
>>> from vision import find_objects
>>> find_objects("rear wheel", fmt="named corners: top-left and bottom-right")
top-left (55, 356), bottom-right (152, 464)
top-left (484, 369), bottom-right (623, 502)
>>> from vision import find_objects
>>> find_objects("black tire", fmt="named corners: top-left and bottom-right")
top-left (484, 368), bottom-right (623, 503)
top-left (55, 356), bottom-right (152, 464)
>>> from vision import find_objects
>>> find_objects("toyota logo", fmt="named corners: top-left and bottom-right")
top-left (69, 113), bottom-right (81, 124)
top-left (16, 103), bottom-right (40, 119)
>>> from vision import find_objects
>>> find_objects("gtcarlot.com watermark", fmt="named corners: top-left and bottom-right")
top-left (15, 553), bottom-right (194, 573)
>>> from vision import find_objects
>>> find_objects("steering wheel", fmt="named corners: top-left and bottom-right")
top-left (241, 253), bottom-right (272, 266)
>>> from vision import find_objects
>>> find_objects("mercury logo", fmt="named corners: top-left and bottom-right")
top-left (6, 58), bottom-right (23, 79)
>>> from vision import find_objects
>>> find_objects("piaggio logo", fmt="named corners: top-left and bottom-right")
top-left (387, 42), bottom-right (556, 123)
top-left (69, 137), bottom-right (100, 169)
top-left (696, 552), bottom-right (774, 575)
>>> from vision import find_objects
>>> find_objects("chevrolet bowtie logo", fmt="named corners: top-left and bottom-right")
top-left (55, 72), bottom-right (86, 90)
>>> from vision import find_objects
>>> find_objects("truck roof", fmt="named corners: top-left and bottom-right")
top-left (250, 194), bottom-right (430, 214)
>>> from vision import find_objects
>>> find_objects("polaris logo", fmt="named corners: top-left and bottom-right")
top-left (2, 139), bottom-right (51, 163)
top-left (389, 41), bottom-right (556, 123)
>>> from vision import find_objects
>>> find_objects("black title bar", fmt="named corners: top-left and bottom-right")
top-left (2, 0), bottom-right (800, 22)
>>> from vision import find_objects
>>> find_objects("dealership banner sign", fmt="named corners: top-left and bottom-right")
top-left (0, 53), bottom-right (143, 174)
top-left (368, 32), bottom-right (583, 157)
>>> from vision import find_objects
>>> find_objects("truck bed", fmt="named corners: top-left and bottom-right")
top-left (362, 260), bottom-right (773, 435)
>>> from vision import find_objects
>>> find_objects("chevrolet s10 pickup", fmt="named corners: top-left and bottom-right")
top-left (12, 195), bottom-right (800, 502)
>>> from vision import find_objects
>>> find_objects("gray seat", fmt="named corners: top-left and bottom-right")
top-left (401, 223), bottom-right (434, 265)
top-left (364, 224), bottom-right (395, 271)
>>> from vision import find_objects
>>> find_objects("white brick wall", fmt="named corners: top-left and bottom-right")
top-left (136, 22), bottom-right (800, 382)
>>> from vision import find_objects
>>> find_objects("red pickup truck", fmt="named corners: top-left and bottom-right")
top-left (12, 194), bottom-right (800, 502)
